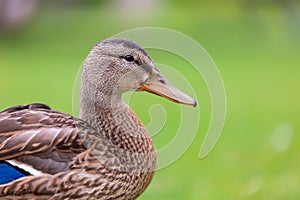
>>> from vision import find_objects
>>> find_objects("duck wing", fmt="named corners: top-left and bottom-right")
top-left (0, 103), bottom-right (88, 177)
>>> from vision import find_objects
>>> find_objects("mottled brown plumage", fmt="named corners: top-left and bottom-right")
top-left (0, 38), bottom-right (196, 199)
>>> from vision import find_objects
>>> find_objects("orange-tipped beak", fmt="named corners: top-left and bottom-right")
top-left (139, 74), bottom-right (197, 107)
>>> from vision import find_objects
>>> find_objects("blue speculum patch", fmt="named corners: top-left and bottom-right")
top-left (0, 161), bottom-right (30, 184)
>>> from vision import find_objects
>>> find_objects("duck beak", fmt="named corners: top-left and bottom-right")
top-left (139, 73), bottom-right (197, 107)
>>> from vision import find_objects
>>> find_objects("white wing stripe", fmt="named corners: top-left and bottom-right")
top-left (6, 159), bottom-right (45, 176)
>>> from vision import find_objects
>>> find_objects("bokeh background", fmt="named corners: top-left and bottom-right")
top-left (0, 0), bottom-right (299, 199)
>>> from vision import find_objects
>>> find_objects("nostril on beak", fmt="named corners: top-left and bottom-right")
top-left (158, 78), bottom-right (165, 84)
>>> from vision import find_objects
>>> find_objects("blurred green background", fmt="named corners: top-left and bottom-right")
top-left (0, 0), bottom-right (299, 199)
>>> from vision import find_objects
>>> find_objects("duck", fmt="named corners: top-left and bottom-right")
top-left (0, 38), bottom-right (196, 200)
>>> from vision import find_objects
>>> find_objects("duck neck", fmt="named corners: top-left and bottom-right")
top-left (80, 88), bottom-right (123, 122)
top-left (80, 63), bottom-right (124, 120)
top-left (80, 79), bottom-right (155, 154)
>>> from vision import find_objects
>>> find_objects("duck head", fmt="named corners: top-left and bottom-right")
top-left (81, 38), bottom-right (196, 112)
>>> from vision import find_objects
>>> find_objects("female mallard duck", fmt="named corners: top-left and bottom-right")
top-left (0, 38), bottom-right (196, 200)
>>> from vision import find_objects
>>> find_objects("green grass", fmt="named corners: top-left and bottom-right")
top-left (0, 3), bottom-right (299, 199)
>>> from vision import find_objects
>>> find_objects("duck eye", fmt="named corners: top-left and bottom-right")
top-left (124, 55), bottom-right (135, 62)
